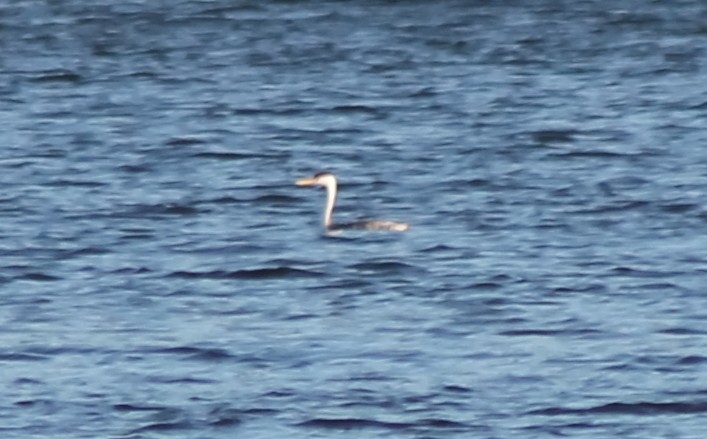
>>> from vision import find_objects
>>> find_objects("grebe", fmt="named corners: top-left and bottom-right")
top-left (296, 172), bottom-right (410, 233)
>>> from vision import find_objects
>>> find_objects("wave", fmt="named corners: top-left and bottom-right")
top-left (145, 346), bottom-right (235, 362)
top-left (168, 266), bottom-right (323, 280)
top-left (531, 400), bottom-right (707, 416)
top-left (298, 417), bottom-right (469, 430)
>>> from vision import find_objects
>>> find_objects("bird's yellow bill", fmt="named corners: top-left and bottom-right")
top-left (296, 177), bottom-right (316, 186)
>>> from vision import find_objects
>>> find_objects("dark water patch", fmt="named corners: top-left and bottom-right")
top-left (14, 377), bottom-right (43, 386)
top-left (631, 353), bottom-right (696, 369)
top-left (150, 375), bottom-right (218, 384)
top-left (658, 327), bottom-right (707, 335)
top-left (407, 86), bottom-right (438, 98)
top-left (114, 403), bottom-right (166, 412)
top-left (297, 417), bottom-right (410, 430)
top-left (123, 69), bottom-right (160, 78)
top-left (265, 258), bottom-right (312, 267)
top-left (0, 352), bottom-right (49, 362)
top-left (610, 266), bottom-right (682, 278)
top-left (45, 179), bottom-right (106, 188)
top-left (530, 129), bottom-right (579, 144)
top-left (241, 408), bottom-right (282, 420)
top-left (117, 202), bottom-right (201, 218)
top-left (297, 417), bottom-right (469, 431)
top-left (659, 202), bottom-right (699, 214)
top-left (689, 100), bottom-right (707, 110)
top-left (232, 266), bottom-right (324, 279)
top-left (118, 163), bottom-right (152, 173)
top-left (549, 149), bottom-right (636, 159)
top-left (419, 418), bottom-right (469, 428)
top-left (599, 175), bottom-right (651, 189)
top-left (469, 281), bottom-right (504, 290)
top-left (420, 244), bottom-right (459, 253)
top-left (283, 312), bottom-right (318, 321)
top-left (442, 384), bottom-right (473, 394)
top-left (207, 406), bottom-right (243, 427)
top-left (169, 266), bottom-right (323, 280)
top-left (439, 178), bottom-right (495, 195)
top-left (16, 272), bottom-right (62, 282)
top-left (14, 399), bottom-right (54, 408)
top-left (24, 345), bottom-right (108, 356)
top-left (0, 159), bottom-right (34, 170)
top-left (209, 416), bottom-right (241, 427)
top-left (635, 282), bottom-right (686, 294)
top-left (531, 400), bottom-right (707, 416)
top-left (232, 106), bottom-right (305, 116)
top-left (463, 177), bottom-right (492, 188)
top-left (263, 389), bottom-right (297, 399)
top-left (229, 267), bottom-right (323, 280)
top-left (551, 283), bottom-right (608, 294)
top-left (164, 136), bottom-right (210, 146)
top-left (489, 273), bottom-right (519, 283)
top-left (677, 355), bottom-right (707, 365)
top-left (112, 267), bottom-right (153, 275)
top-left (58, 246), bottom-right (111, 259)
top-left (253, 194), bottom-right (299, 204)
top-left (115, 225), bottom-right (154, 240)
top-left (147, 346), bottom-right (234, 362)
top-left (193, 151), bottom-right (259, 160)
top-left (202, 195), bottom-right (250, 205)
top-left (499, 327), bottom-right (602, 337)
top-left (30, 69), bottom-right (82, 83)
top-left (330, 104), bottom-right (381, 115)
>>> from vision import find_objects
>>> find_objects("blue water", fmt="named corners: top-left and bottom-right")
top-left (2, 1), bottom-right (707, 438)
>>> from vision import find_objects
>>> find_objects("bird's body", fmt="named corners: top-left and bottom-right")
top-left (296, 172), bottom-right (409, 233)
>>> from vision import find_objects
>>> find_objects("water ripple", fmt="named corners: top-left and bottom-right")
top-left (532, 400), bottom-right (707, 416)
top-left (168, 266), bottom-right (324, 280)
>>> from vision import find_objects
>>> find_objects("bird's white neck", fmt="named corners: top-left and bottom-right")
top-left (322, 177), bottom-right (337, 228)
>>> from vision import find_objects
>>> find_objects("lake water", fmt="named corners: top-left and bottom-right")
top-left (1, 1), bottom-right (706, 438)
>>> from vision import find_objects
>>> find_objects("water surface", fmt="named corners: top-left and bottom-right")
top-left (1, 1), bottom-right (706, 438)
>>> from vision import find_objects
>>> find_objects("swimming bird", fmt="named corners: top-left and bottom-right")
top-left (296, 172), bottom-right (410, 233)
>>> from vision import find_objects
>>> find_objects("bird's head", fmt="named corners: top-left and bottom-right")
top-left (295, 172), bottom-right (337, 188)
